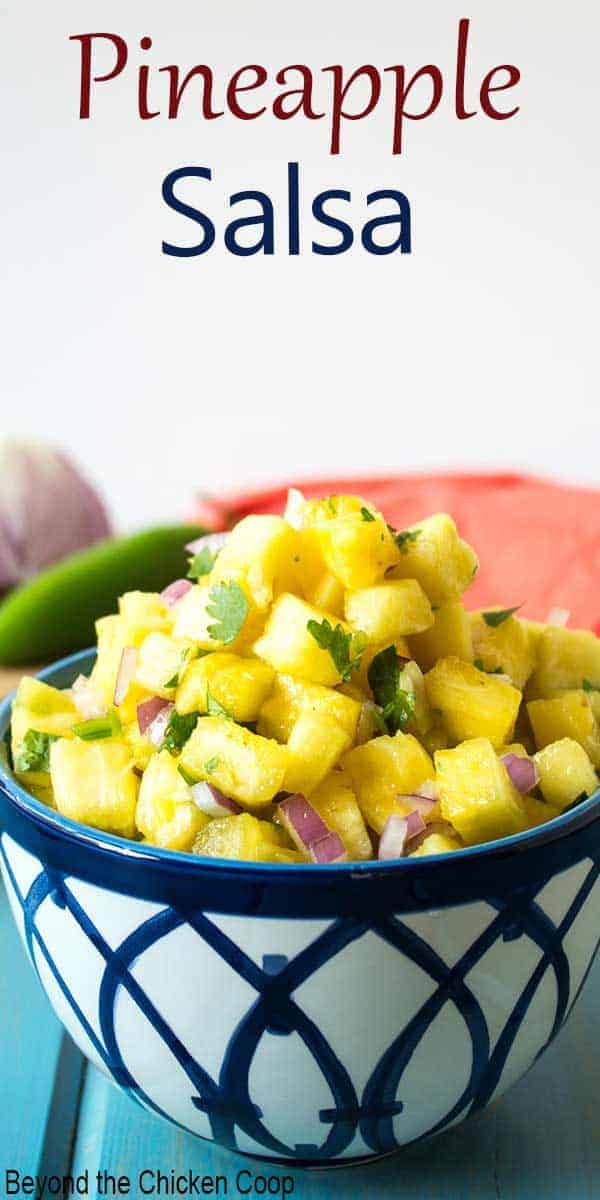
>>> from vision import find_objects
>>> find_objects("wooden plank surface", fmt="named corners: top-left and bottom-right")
top-left (1, 873), bottom-right (599, 1199)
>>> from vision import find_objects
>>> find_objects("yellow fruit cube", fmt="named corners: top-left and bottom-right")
top-left (253, 593), bottom-right (358, 686)
top-left (388, 513), bottom-right (479, 604)
top-left (134, 632), bottom-right (195, 699)
top-left (257, 673), bottom-right (360, 743)
top-left (310, 772), bottom-right (372, 860)
top-left (176, 653), bottom-right (274, 722)
top-left (194, 812), bottom-right (304, 863)
top-left (12, 678), bottom-right (79, 788)
top-left (409, 601), bottom-right (473, 672)
top-left (119, 591), bottom-right (171, 640)
top-left (179, 716), bottom-right (287, 808)
top-left (435, 738), bottom-right (528, 845)
top-left (519, 794), bottom-right (561, 828)
top-left (425, 657), bottom-right (521, 749)
top-left (283, 712), bottom-right (352, 795)
top-left (527, 692), bottom-right (600, 766)
top-left (470, 612), bottom-right (536, 690)
top-left (90, 615), bottom-right (127, 708)
top-left (534, 738), bottom-right (598, 810)
top-left (409, 831), bottom-right (462, 856)
top-left (50, 738), bottom-right (139, 838)
top-left (306, 570), bottom-right (345, 617)
top-left (342, 733), bottom-right (433, 833)
top-left (302, 495), bottom-right (400, 589)
top-left (527, 626), bottom-right (600, 698)
top-left (136, 749), bottom-right (209, 851)
top-left (122, 720), bottom-right (154, 770)
top-left (398, 660), bottom-right (434, 735)
top-left (344, 580), bottom-right (433, 642)
top-left (210, 515), bottom-right (301, 610)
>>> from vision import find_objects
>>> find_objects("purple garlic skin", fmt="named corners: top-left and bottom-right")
top-left (0, 440), bottom-right (111, 589)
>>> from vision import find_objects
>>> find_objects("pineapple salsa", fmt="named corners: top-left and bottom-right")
top-left (9, 492), bottom-right (600, 864)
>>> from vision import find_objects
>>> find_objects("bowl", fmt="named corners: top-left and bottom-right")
top-left (1, 650), bottom-right (599, 1168)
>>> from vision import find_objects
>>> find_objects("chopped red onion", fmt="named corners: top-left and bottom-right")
top-left (184, 531), bottom-right (228, 555)
top-left (546, 607), bottom-right (570, 627)
top-left (70, 674), bottom-right (106, 719)
top-left (405, 819), bottom-right (456, 855)
top-left (114, 646), bottom-right (137, 707)
top-left (283, 487), bottom-right (307, 529)
top-left (405, 810), bottom-right (426, 839)
top-left (379, 809), bottom-right (427, 860)
top-left (191, 782), bottom-right (242, 817)
top-left (501, 752), bottom-right (539, 793)
top-left (310, 831), bottom-right (348, 863)
top-left (146, 702), bottom-right (174, 746)
top-left (396, 792), bottom-right (437, 817)
top-left (379, 815), bottom-right (409, 860)
top-left (278, 793), bottom-right (330, 852)
top-left (137, 696), bottom-right (170, 736)
top-left (161, 578), bottom-right (193, 606)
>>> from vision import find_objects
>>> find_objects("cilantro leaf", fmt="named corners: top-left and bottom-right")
top-left (360, 506), bottom-right (375, 522)
top-left (474, 658), bottom-right (505, 675)
top-left (206, 688), bottom-right (233, 720)
top-left (204, 756), bottom-right (220, 775)
top-left (15, 729), bottom-right (58, 773)
top-left (164, 672), bottom-right (180, 689)
top-left (206, 580), bottom-right (249, 644)
top-left (306, 618), bottom-right (366, 682)
top-left (163, 711), bottom-right (198, 755)
top-left (583, 679), bottom-right (600, 693)
top-left (395, 528), bottom-right (420, 553)
top-left (482, 606), bottom-right (521, 628)
top-left (367, 646), bottom-right (416, 734)
top-left (188, 547), bottom-right (217, 580)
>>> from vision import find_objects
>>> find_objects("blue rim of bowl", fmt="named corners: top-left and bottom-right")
top-left (0, 648), bottom-right (599, 917)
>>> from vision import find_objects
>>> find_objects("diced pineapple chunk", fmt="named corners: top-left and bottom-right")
top-left (210, 515), bottom-right (301, 610)
top-left (257, 673), bottom-right (360, 743)
top-left (527, 626), bottom-right (600, 698)
top-left (533, 738), bottom-right (598, 810)
top-left (11, 678), bottom-right (79, 787)
top-left (519, 794), bottom-right (561, 828)
top-left (310, 772), bottom-right (372, 860)
top-left (408, 831), bottom-right (462, 856)
top-left (305, 570), bottom-right (345, 617)
top-left (409, 601), bottom-right (473, 672)
top-left (283, 712), bottom-right (351, 795)
top-left (435, 738), bottom-right (528, 845)
top-left (301, 495), bottom-right (400, 589)
top-left (425, 657), bottom-right (521, 749)
top-left (470, 612), bottom-right (536, 690)
top-left (194, 812), bottom-right (303, 863)
top-left (134, 632), bottom-right (195, 699)
top-left (122, 720), bottom-right (155, 770)
top-left (253, 593), bottom-right (356, 686)
top-left (388, 513), bottom-right (478, 604)
top-left (50, 738), bottom-right (139, 837)
top-left (90, 593), bottom-right (171, 709)
top-left (119, 591), bottom-right (171, 640)
top-left (344, 580), bottom-right (433, 643)
top-left (176, 653), bottom-right (274, 721)
top-left (399, 660), bottom-right (434, 735)
top-left (136, 749), bottom-right (209, 850)
top-left (342, 733), bottom-right (433, 833)
top-left (527, 692), bottom-right (600, 766)
top-left (180, 716), bottom-right (287, 808)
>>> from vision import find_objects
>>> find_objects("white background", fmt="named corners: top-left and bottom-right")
top-left (1, 2), bottom-right (598, 530)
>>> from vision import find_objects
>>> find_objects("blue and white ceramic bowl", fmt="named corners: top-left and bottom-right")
top-left (1, 651), bottom-right (599, 1168)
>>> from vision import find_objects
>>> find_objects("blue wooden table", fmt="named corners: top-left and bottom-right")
top-left (1, 876), bottom-right (598, 1200)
